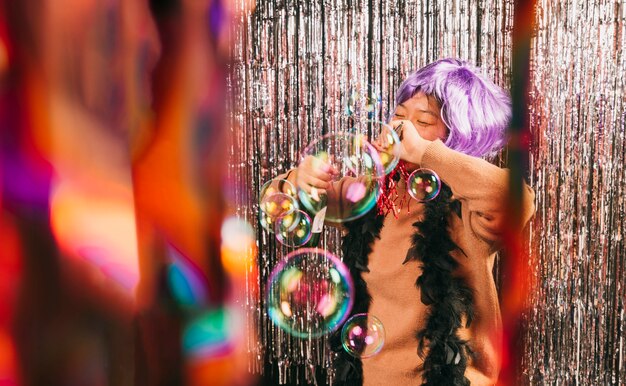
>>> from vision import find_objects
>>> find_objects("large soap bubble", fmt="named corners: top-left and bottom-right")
top-left (298, 133), bottom-right (384, 223)
top-left (266, 248), bottom-right (354, 338)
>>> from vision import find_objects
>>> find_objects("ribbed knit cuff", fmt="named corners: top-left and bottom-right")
top-left (420, 139), bottom-right (450, 169)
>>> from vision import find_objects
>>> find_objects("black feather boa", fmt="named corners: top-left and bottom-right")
top-left (330, 208), bottom-right (384, 385)
top-left (332, 183), bottom-right (474, 386)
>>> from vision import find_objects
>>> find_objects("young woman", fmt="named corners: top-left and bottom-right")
top-left (283, 58), bottom-right (535, 385)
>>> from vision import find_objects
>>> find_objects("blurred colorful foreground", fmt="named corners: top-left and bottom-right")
top-left (0, 0), bottom-right (257, 385)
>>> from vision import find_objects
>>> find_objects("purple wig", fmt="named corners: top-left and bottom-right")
top-left (395, 58), bottom-right (511, 158)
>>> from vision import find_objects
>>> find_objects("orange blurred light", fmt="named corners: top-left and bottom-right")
top-left (220, 216), bottom-right (257, 277)
top-left (49, 180), bottom-right (140, 294)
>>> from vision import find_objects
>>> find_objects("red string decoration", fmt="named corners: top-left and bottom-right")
top-left (376, 161), bottom-right (412, 218)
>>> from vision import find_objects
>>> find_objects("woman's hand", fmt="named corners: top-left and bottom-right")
top-left (295, 155), bottom-right (339, 200)
top-left (389, 119), bottom-right (432, 165)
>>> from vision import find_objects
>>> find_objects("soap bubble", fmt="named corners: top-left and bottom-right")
top-left (407, 168), bottom-right (441, 202)
top-left (345, 83), bottom-right (382, 121)
top-left (298, 133), bottom-right (384, 223)
top-left (258, 178), bottom-right (298, 232)
top-left (275, 210), bottom-right (312, 247)
top-left (341, 313), bottom-right (385, 358)
top-left (266, 248), bottom-right (354, 338)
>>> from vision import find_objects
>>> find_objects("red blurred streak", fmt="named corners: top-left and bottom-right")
top-left (498, 0), bottom-right (537, 384)
top-left (0, 214), bottom-right (23, 327)
top-left (0, 215), bottom-right (22, 386)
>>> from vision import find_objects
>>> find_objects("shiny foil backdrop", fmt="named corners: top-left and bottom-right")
top-left (521, 1), bottom-right (626, 384)
top-left (227, 0), bottom-right (515, 383)
top-left (227, 0), bottom-right (626, 384)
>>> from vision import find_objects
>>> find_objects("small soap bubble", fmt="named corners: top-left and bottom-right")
top-left (407, 168), bottom-right (441, 202)
top-left (258, 178), bottom-right (299, 232)
top-left (341, 313), bottom-right (385, 358)
top-left (345, 83), bottom-right (382, 121)
top-left (275, 210), bottom-right (312, 247)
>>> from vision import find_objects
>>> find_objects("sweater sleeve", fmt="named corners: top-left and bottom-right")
top-left (420, 139), bottom-right (536, 244)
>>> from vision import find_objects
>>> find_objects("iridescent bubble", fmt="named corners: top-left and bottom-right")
top-left (260, 178), bottom-right (298, 199)
top-left (298, 133), bottom-right (384, 223)
top-left (407, 168), bottom-right (441, 202)
top-left (368, 120), bottom-right (402, 175)
top-left (266, 248), bottom-right (354, 338)
top-left (275, 210), bottom-right (312, 248)
top-left (345, 83), bottom-right (382, 120)
top-left (258, 178), bottom-right (299, 233)
top-left (341, 313), bottom-right (385, 358)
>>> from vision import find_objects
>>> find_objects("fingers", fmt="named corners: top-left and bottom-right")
top-left (394, 122), bottom-right (404, 141)
top-left (296, 155), bottom-right (338, 195)
top-left (320, 162), bottom-right (339, 176)
top-left (389, 120), bottom-right (409, 141)
top-left (371, 137), bottom-right (386, 152)
top-left (306, 160), bottom-right (338, 182)
top-left (383, 131), bottom-right (392, 148)
top-left (390, 119), bottom-right (421, 139)
top-left (373, 131), bottom-right (390, 150)
top-left (300, 174), bottom-right (330, 191)
top-left (296, 176), bottom-right (328, 196)
top-left (388, 119), bottom-right (428, 165)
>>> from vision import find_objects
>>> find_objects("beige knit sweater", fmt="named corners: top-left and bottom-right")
top-left (280, 139), bottom-right (535, 385)
top-left (362, 140), bottom-right (534, 385)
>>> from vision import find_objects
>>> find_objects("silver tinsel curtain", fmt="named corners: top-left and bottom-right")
top-left (521, 0), bottom-right (626, 384)
top-left (228, 0), bottom-right (625, 384)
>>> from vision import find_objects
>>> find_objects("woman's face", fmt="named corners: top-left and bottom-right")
top-left (392, 91), bottom-right (448, 142)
